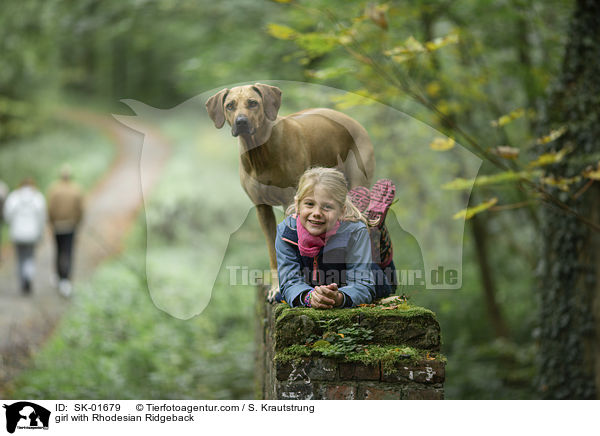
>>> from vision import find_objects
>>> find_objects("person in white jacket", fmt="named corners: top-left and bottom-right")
top-left (3, 178), bottom-right (47, 294)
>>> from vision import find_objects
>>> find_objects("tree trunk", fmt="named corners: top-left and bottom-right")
top-left (471, 213), bottom-right (510, 338)
top-left (538, 0), bottom-right (600, 399)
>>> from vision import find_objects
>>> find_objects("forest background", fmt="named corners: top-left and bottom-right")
top-left (1, 0), bottom-right (598, 400)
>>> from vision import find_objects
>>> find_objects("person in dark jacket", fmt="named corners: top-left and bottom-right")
top-left (47, 165), bottom-right (84, 297)
top-left (275, 167), bottom-right (396, 309)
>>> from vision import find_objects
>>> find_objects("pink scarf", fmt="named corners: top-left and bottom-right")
top-left (296, 216), bottom-right (341, 257)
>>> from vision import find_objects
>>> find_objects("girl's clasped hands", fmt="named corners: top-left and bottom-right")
top-left (309, 283), bottom-right (344, 309)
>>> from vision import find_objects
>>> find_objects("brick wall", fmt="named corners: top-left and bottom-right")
top-left (255, 287), bottom-right (445, 400)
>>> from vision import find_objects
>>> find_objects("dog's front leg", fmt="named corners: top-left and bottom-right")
top-left (256, 204), bottom-right (279, 300)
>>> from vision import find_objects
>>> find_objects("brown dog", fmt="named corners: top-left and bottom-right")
top-left (206, 83), bottom-right (374, 290)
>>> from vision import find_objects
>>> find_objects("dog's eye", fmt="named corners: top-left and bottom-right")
top-left (248, 100), bottom-right (258, 108)
top-left (225, 102), bottom-right (235, 110)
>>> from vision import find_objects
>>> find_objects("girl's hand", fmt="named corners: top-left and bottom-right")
top-left (324, 283), bottom-right (344, 307)
top-left (311, 284), bottom-right (344, 309)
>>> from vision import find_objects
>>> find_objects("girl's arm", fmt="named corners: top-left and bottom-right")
top-left (338, 225), bottom-right (376, 306)
top-left (275, 226), bottom-right (312, 307)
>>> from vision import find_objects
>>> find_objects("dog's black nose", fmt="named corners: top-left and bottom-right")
top-left (235, 115), bottom-right (249, 128)
top-left (233, 114), bottom-right (253, 137)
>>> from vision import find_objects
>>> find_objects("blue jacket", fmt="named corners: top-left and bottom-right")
top-left (275, 215), bottom-right (376, 307)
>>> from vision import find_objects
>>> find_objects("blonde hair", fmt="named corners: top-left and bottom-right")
top-left (286, 167), bottom-right (369, 225)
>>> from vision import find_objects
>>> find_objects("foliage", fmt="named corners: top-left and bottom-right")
top-left (9, 117), bottom-right (262, 399)
top-left (263, 0), bottom-right (592, 399)
top-left (307, 319), bottom-right (374, 358)
top-left (265, 0), bottom-right (581, 222)
top-left (1, 0), bottom-right (305, 112)
top-left (452, 197), bottom-right (498, 221)
top-left (3, 0), bottom-right (592, 399)
top-left (0, 119), bottom-right (115, 192)
top-left (0, 0), bottom-right (62, 139)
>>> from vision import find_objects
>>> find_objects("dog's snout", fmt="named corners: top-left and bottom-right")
top-left (232, 114), bottom-right (253, 137)
top-left (235, 115), bottom-right (249, 127)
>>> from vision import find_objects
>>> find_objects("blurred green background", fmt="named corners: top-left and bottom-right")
top-left (0, 0), bottom-right (588, 399)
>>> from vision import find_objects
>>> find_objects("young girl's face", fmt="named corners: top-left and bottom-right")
top-left (297, 185), bottom-right (344, 236)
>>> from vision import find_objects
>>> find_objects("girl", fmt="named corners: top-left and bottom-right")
top-left (275, 167), bottom-right (396, 309)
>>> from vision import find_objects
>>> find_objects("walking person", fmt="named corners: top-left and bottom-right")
top-left (3, 178), bottom-right (47, 294)
top-left (47, 165), bottom-right (84, 297)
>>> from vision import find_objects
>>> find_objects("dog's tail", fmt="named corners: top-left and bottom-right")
top-left (349, 133), bottom-right (374, 184)
top-left (337, 120), bottom-right (374, 188)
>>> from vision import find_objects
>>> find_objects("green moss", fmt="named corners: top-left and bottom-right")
top-left (274, 344), bottom-right (313, 365)
top-left (272, 302), bottom-right (290, 320)
top-left (274, 343), bottom-right (446, 372)
top-left (349, 345), bottom-right (420, 368)
top-left (272, 301), bottom-right (441, 352)
top-left (274, 303), bottom-right (436, 326)
top-left (349, 345), bottom-right (445, 372)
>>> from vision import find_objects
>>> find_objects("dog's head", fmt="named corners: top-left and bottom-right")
top-left (205, 83), bottom-right (282, 137)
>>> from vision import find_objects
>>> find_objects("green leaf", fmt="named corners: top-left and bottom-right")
top-left (267, 23), bottom-right (297, 40)
top-left (453, 198), bottom-right (498, 220)
top-left (442, 171), bottom-right (538, 190)
top-left (313, 340), bottom-right (331, 348)
top-left (491, 108), bottom-right (525, 127)
top-left (385, 32), bottom-right (458, 63)
top-left (540, 175), bottom-right (581, 191)
top-left (528, 145), bottom-right (572, 167)
top-left (296, 33), bottom-right (339, 57)
top-left (535, 126), bottom-right (567, 145)
top-left (582, 163), bottom-right (600, 180)
top-left (424, 33), bottom-right (459, 51)
top-left (430, 137), bottom-right (455, 151)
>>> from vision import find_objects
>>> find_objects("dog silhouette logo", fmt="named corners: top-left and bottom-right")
top-left (2, 402), bottom-right (50, 433)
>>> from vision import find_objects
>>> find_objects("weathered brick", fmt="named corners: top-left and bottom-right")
top-left (403, 388), bottom-right (444, 400)
top-left (307, 358), bottom-right (338, 381)
top-left (262, 302), bottom-right (445, 400)
top-left (275, 359), bottom-right (295, 381)
top-left (339, 362), bottom-right (381, 381)
top-left (275, 358), bottom-right (337, 381)
top-left (276, 381), bottom-right (315, 400)
top-left (318, 384), bottom-right (357, 400)
top-left (358, 383), bottom-right (402, 400)
top-left (382, 360), bottom-right (445, 384)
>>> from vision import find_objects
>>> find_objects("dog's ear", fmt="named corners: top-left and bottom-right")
top-left (253, 83), bottom-right (282, 121)
top-left (205, 88), bottom-right (230, 128)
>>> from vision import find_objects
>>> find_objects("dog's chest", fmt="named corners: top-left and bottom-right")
top-left (240, 169), bottom-right (296, 207)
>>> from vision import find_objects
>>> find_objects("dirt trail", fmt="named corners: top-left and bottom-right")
top-left (0, 110), bottom-right (170, 393)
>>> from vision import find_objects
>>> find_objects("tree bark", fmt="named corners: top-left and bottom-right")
top-left (538, 0), bottom-right (600, 399)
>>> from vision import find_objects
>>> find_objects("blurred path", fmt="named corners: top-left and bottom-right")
top-left (0, 109), bottom-right (170, 392)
